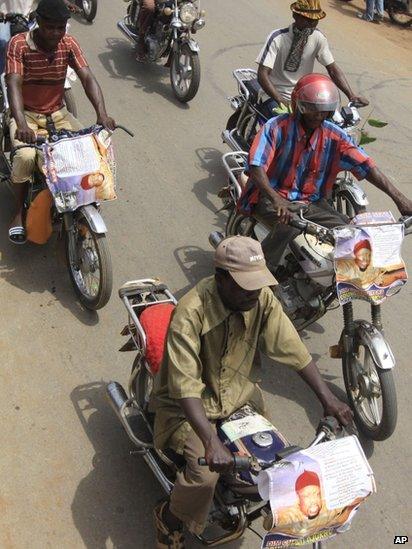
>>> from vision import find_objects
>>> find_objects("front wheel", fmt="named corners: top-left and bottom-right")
top-left (81, 0), bottom-right (98, 22)
top-left (387, 0), bottom-right (412, 26)
top-left (65, 213), bottom-right (113, 310)
top-left (170, 44), bottom-right (201, 103)
top-left (342, 343), bottom-right (397, 440)
top-left (333, 188), bottom-right (366, 219)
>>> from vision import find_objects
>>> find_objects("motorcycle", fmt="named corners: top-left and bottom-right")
top-left (0, 123), bottom-right (133, 310)
top-left (0, 13), bottom-right (79, 118)
top-left (222, 68), bottom-right (368, 220)
top-left (118, 0), bottom-right (205, 102)
top-left (107, 279), bottom-right (372, 547)
top-left (215, 151), bottom-right (412, 440)
top-left (73, 0), bottom-right (98, 23)
top-left (342, 0), bottom-right (412, 26)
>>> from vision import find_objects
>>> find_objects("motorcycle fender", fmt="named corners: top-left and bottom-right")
top-left (180, 38), bottom-right (200, 52)
top-left (355, 320), bottom-right (395, 370)
top-left (338, 179), bottom-right (369, 207)
top-left (79, 205), bottom-right (107, 235)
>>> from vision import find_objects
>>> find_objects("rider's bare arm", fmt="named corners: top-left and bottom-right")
top-left (76, 66), bottom-right (116, 130)
top-left (326, 62), bottom-right (368, 107)
top-left (6, 73), bottom-right (36, 143)
top-left (298, 360), bottom-right (353, 426)
top-left (179, 397), bottom-right (232, 473)
top-left (366, 166), bottom-right (412, 216)
top-left (249, 165), bottom-right (292, 224)
top-left (257, 65), bottom-right (289, 106)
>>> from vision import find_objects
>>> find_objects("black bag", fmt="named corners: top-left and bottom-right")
top-left (10, 16), bottom-right (29, 37)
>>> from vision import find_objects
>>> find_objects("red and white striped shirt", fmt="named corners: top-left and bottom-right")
top-left (6, 32), bottom-right (88, 114)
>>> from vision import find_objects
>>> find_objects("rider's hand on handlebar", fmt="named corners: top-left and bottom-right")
top-left (15, 125), bottom-right (36, 144)
top-left (204, 434), bottom-right (233, 473)
top-left (272, 196), bottom-right (293, 225)
top-left (64, 0), bottom-right (82, 14)
top-left (97, 115), bottom-right (116, 132)
top-left (350, 95), bottom-right (369, 108)
top-left (323, 395), bottom-right (353, 427)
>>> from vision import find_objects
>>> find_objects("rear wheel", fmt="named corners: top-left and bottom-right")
top-left (343, 343), bottom-right (397, 440)
top-left (82, 0), bottom-right (98, 22)
top-left (65, 214), bottom-right (112, 310)
top-left (226, 207), bottom-right (255, 237)
top-left (387, 0), bottom-right (412, 26)
top-left (170, 44), bottom-right (201, 102)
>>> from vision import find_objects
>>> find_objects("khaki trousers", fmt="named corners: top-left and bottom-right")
top-left (253, 197), bottom-right (348, 269)
top-left (10, 107), bottom-right (82, 184)
top-left (169, 428), bottom-right (219, 535)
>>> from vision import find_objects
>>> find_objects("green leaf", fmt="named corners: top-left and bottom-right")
top-left (367, 119), bottom-right (388, 128)
top-left (360, 133), bottom-right (377, 145)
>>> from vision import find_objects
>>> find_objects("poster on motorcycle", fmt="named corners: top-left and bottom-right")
top-left (258, 436), bottom-right (375, 548)
top-left (42, 129), bottom-right (117, 213)
top-left (333, 211), bottom-right (407, 305)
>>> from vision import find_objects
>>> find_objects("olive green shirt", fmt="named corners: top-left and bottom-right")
top-left (152, 276), bottom-right (312, 453)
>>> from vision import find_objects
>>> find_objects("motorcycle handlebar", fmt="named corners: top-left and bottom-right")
top-left (198, 456), bottom-right (252, 471)
top-left (0, 13), bottom-right (28, 23)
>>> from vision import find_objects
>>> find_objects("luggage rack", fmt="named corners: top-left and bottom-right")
top-left (119, 278), bottom-right (177, 356)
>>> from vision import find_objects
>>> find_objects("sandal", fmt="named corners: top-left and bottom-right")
top-left (8, 226), bottom-right (27, 245)
top-left (154, 500), bottom-right (185, 549)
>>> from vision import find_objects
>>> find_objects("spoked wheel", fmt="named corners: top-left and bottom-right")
top-left (226, 207), bottom-right (256, 238)
top-left (81, 0), bottom-right (98, 22)
top-left (343, 343), bottom-right (397, 440)
top-left (387, 0), bottom-right (412, 26)
top-left (65, 214), bottom-right (112, 310)
top-left (170, 44), bottom-right (201, 102)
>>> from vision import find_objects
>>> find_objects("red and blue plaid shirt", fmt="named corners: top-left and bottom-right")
top-left (239, 114), bottom-right (375, 214)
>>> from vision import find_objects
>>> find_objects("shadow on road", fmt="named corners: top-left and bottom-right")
top-left (192, 147), bottom-right (227, 227)
top-left (0, 185), bottom-right (98, 324)
top-left (173, 245), bottom-right (214, 299)
top-left (98, 37), bottom-right (189, 108)
top-left (70, 381), bottom-right (160, 549)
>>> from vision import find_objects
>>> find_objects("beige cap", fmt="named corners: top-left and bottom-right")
top-left (214, 236), bottom-right (277, 291)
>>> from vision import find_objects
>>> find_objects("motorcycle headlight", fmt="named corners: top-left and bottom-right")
top-left (180, 2), bottom-right (198, 24)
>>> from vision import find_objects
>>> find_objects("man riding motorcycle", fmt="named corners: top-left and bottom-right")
top-left (135, 0), bottom-right (155, 62)
top-left (256, 0), bottom-right (368, 117)
top-left (0, 0), bottom-right (79, 73)
top-left (238, 73), bottom-right (412, 271)
top-left (6, 0), bottom-right (115, 244)
top-left (151, 235), bottom-right (353, 548)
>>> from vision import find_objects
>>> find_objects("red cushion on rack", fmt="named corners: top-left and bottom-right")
top-left (139, 303), bottom-right (175, 375)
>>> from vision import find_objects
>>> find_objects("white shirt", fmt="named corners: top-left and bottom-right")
top-left (256, 24), bottom-right (334, 102)
top-left (0, 1), bottom-right (38, 16)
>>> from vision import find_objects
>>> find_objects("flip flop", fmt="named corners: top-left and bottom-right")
top-left (8, 226), bottom-right (27, 245)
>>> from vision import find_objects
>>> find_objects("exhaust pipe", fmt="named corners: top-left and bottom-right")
top-left (209, 231), bottom-right (224, 250)
top-left (107, 381), bottom-right (128, 417)
top-left (106, 381), bottom-right (174, 495)
top-left (117, 20), bottom-right (139, 44)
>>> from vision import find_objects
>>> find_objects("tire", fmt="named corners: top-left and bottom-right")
top-left (342, 342), bottom-right (397, 440)
top-left (170, 44), bottom-right (201, 103)
top-left (65, 214), bottom-right (113, 310)
top-left (64, 89), bottom-right (78, 118)
top-left (226, 206), bottom-right (256, 238)
top-left (387, 0), bottom-right (412, 26)
top-left (334, 189), bottom-right (366, 219)
top-left (226, 109), bottom-right (241, 131)
top-left (132, 355), bottom-right (154, 411)
top-left (81, 0), bottom-right (98, 22)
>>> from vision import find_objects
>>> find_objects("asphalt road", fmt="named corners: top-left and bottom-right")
top-left (0, 1), bottom-right (411, 548)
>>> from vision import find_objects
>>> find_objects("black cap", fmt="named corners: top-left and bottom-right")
top-left (36, 0), bottom-right (71, 21)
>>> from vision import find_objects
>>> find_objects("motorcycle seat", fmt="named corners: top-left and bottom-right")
top-left (139, 303), bottom-right (175, 375)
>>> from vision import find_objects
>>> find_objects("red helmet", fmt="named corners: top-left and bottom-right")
top-left (291, 74), bottom-right (340, 115)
